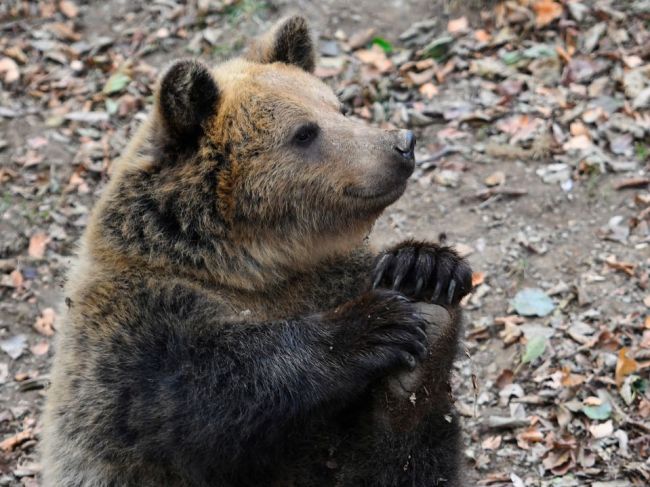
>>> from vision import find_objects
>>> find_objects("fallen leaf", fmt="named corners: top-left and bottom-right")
top-left (59, 0), bottom-right (79, 18)
top-left (605, 256), bottom-right (635, 277)
top-left (512, 288), bottom-right (555, 317)
top-left (561, 367), bottom-right (586, 387)
top-left (522, 336), bottom-right (547, 364)
top-left (28, 232), bottom-right (50, 259)
top-left (30, 340), bottom-right (50, 356)
top-left (406, 68), bottom-right (435, 85)
top-left (472, 272), bottom-right (485, 287)
top-left (355, 46), bottom-right (393, 73)
top-left (517, 427), bottom-right (544, 449)
top-left (582, 401), bottom-right (612, 420)
top-left (0, 57), bottom-right (20, 83)
top-left (500, 320), bottom-right (523, 346)
top-left (447, 17), bottom-right (468, 34)
top-left (485, 171), bottom-right (506, 187)
top-left (0, 429), bottom-right (33, 452)
top-left (419, 83), bottom-right (438, 99)
top-left (589, 420), bottom-right (613, 439)
top-left (34, 308), bottom-right (56, 337)
top-left (496, 369), bottom-right (514, 389)
top-left (641, 330), bottom-right (650, 349)
top-left (371, 37), bottom-right (393, 54)
top-left (495, 315), bottom-right (526, 327)
top-left (347, 28), bottom-right (375, 50)
top-left (474, 29), bottom-right (491, 43)
top-left (542, 449), bottom-right (575, 475)
top-left (103, 72), bottom-right (131, 95)
top-left (496, 114), bottom-right (543, 143)
top-left (615, 348), bottom-right (638, 387)
top-left (533, 0), bottom-right (563, 28)
top-left (0, 334), bottom-right (27, 360)
top-left (482, 435), bottom-right (502, 450)
top-left (10, 269), bottom-right (23, 288)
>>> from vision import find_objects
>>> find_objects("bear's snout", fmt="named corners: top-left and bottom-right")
top-left (393, 130), bottom-right (416, 162)
top-left (389, 129), bottom-right (416, 179)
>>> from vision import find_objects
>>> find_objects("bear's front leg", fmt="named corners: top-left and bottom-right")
top-left (337, 240), bottom-right (474, 486)
top-left (372, 239), bottom-right (473, 306)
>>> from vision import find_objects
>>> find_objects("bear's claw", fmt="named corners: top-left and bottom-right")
top-left (372, 240), bottom-right (473, 306)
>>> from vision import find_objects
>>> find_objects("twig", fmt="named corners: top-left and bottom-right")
top-left (462, 187), bottom-right (528, 204)
top-left (484, 416), bottom-right (530, 429)
top-left (614, 178), bottom-right (650, 190)
top-left (416, 146), bottom-right (462, 168)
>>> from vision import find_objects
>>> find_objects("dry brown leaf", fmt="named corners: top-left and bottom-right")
top-left (355, 47), bottom-right (393, 73)
top-left (517, 428), bottom-right (544, 449)
top-left (0, 428), bottom-right (33, 452)
top-left (496, 114), bottom-right (542, 142)
top-left (472, 272), bottom-right (485, 287)
top-left (414, 59), bottom-right (436, 71)
top-left (34, 308), bottom-right (56, 337)
top-left (583, 396), bottom-right (602, 406)
top-left (494, 315), bottom-right (526, 327)
top-left (563, 134), bottom-right (593, 151)
top-left (500, 321), bottom-right (522, 346)
top-left (482, 435), bottom-right (502, 450)
top-left (59, 0), bottom-right (79, 18)
top-left (447, 17), bottom-right (468, 34)
top-left (28, 232), bottom-right (50, 259)
top-left (496, 369), bottom-right (514, 389)
top-left (640, 398), bottom-right (650, 418)
top-left (533, 0), bottom-right (563, 28)
top-left (641, 330), bottom-right (650, 349)
top-left (474, 29), bottom-right (491, 43)
top-left (31, 340), bottom-right (50, 356)
top-left (435, 60), bottom-right (455, 83)
top-left (0, 57), bottom-right (20, 83)
top-left (561, 367), bottom-right (586, 387)
top-left (10, 270), bottom-right (23, 288)
top-left (615, 348), bottom-right (638, 387)
top-left (485, 171), bottom-right (506, 187)
top-left (569, 121), bottom-right (589, 137)
top-left (47, 22), bottom-right (81, 41)
top-left (605, 256), bottom-right (635, 277)
top-left (419, 83), bottom-right (438, 99)
top-left (406, 68), bottom-right (435, 86)
top-left (589, 420), bottom-right (613, 439)
top-left (542, 449), bottom-right (574, 475)
top-left (347, 28), bottom-right (375, 50)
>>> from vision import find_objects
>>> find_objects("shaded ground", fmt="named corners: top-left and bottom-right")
top-left (1, 1), bottom-right (649, 486)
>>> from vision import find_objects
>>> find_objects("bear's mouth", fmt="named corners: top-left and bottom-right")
top-left (343, 182), bottom-right (408, 207)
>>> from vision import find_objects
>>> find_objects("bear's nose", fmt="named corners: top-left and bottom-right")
top-left (394, 130), bottom-right (416, 161)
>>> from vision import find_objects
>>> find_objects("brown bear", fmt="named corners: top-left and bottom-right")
top-left (41, 15), bottom-right (472, 487)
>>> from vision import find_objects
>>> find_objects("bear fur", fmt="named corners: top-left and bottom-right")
top-left (41, 16), bottom-right (472, 487)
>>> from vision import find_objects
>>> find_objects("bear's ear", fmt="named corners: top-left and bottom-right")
top-left (156, 59), bottom-right (219, 145)
top-left (247, 16), bottom-right (316, 73)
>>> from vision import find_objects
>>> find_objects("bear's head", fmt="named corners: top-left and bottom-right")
top-left (97, 16), bottom-right (416, 289)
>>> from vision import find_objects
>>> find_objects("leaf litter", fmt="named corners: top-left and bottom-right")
top-left (0, 0), bottom-right (649, 485)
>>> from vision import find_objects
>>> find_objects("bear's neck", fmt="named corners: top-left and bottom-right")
top-left (84, 167), bottom-right (368, 293)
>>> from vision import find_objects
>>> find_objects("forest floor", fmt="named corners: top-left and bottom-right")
top-left (0, 1), bottom-right (649, 486)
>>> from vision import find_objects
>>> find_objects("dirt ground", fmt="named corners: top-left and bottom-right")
top-left (1, 0), bottom-right (649, 486)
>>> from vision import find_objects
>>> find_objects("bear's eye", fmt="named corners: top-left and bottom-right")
top-left (293, 123), bottom-right (319, 146)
